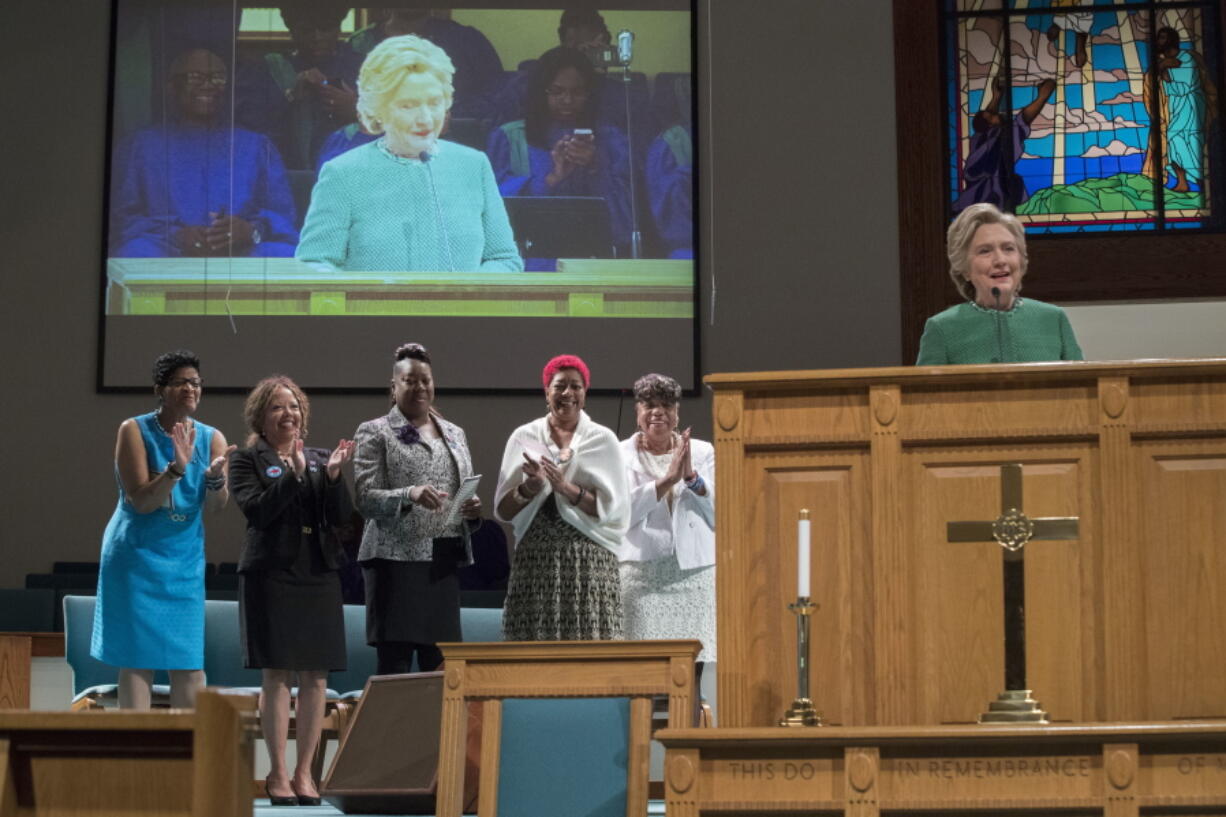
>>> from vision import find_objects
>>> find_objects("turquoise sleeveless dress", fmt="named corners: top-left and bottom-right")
top-left (91, 412), bottom-right (215, 669)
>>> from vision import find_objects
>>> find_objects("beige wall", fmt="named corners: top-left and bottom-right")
top-left (1062, 300), bottom-right (1226, 361)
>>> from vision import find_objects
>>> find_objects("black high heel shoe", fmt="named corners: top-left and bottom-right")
top-left (264, 779), bottom-right (297, 807)
top-left (292, 780), bottom-right (322, 807)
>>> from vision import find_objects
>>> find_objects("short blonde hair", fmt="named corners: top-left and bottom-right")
top-left (356, 34), bottom-right (455, 134)
top-left (946, 203), bottom-right (1029, 300)
top-left (243, 375), bottom-right (310, 447)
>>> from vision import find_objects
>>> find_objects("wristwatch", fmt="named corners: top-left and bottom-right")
top-left (251, 226), bottom-right (263, 245)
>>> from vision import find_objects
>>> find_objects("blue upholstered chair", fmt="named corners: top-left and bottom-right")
top-left (496, 698), bottom-right (632, 817)
top-left (461, 606), bottom-right (504, 645)
top-left (331, 603), bottom-right (379, 700)
top-left (333, 604), bottom-right (506, 699)
top-left (201, 598), bottom-right (263, 690)
top-left (62, 594), bottom-right (171, 709)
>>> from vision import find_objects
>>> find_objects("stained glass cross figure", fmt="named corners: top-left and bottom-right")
top-left (946, 463), bottom-right (1079, 723)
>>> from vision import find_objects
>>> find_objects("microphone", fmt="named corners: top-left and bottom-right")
top-left (420, 148), bottom-right (456, 272)
top-left (617, 29), bottom-right (634, 66)
top-left (615, 28), bottom-right (642, 257)
top-left (991, 286), bottom-right (1006, 364)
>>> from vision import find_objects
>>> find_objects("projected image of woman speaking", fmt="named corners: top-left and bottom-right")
top-left (296, 35), bottom-right (522, 272)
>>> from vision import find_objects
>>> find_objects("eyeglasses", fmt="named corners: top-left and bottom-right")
top-left (545, 85), bottom-right (588, 101)
top-left (168, 377), bottom-right (203, 389)
top-left (176, 71), bottom-right (227, 87)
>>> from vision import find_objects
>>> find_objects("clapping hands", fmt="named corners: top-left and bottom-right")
top-left (539, 456), bottom-right (568, 490)
top-left (170, 422), bottom-right (195, 471)
top-left (206, 444), bottom-right (237, 480)
top-left (326, 439), bottom-right (355, 481)
top-left (666, 427), bottom-right (694, 486)
top-left (520, 452), bottom-right (547, 494)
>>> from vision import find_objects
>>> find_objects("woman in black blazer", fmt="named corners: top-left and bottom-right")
top-left (229, 375), bottom-right (355, 806)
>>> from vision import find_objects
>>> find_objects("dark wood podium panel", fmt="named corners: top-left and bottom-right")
top-left (707, 360), bottom-right (1226, 727)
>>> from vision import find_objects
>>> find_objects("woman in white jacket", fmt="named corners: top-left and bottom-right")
top-left (619, 373), bottom-right (715, 691)
top-left (495, 355), bottom-right (630, 640)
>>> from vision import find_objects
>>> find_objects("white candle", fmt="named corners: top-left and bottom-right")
top-left (798, 509), bottom-right (811, 599)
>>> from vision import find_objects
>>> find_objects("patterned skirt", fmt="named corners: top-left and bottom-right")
top-left (503, 500), bottom-right (623, 641)
top-left (620, 556), bottom-right (716, 662)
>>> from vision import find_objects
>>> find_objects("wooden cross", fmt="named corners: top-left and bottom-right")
top-left (947, 463), bottom-right (1079, 715)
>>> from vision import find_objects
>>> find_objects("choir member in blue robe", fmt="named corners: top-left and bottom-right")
top-left (486, 47), bottom-right (632, 267)
top-left (646, 124), bottom-right (693, 259)
top-left (236, 3), bottom-right (364, 171)
top-left (111, 49), bottom-right (298, 259)
top-left (349, 9), bottom-right (503, 121)
top-left (490, 10), bottom-right (652, 157)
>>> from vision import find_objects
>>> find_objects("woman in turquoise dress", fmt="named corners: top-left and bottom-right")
top-left (295, 35), bottom-right (521, 273)
top-left (91, 350), bottom-right (235, 709)
top-left (916, 203), bottom-right (1083, 365)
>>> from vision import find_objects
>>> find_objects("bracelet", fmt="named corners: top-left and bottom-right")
top-left (165, 462), bottom-right (185, 479)
top-left (205, 475), bottom-right (225, 491)
top-left (571, 486), bottom-right (586, 506)
top-left (516, 482), bottom-right (539, 501)
top-left (684, 473), bottom-right (705, 492)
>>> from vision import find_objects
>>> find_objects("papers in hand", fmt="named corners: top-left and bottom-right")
top-left (443, 474), bottom-right (481, 527)
top-left (518, 438), bottom-right (553, 463)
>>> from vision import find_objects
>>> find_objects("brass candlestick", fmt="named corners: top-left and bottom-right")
top-left (779, 596), bottom-right (822, 727)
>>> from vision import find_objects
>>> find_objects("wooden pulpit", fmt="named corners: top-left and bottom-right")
top-left (707, 359), bottom-right (1226, 727)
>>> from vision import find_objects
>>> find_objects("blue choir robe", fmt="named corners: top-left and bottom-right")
top-left (235, 48), bottom-right (364, 171)
top-left (646, 125), bottom-right (693, 259)
top-left (111, 124), bottom-right (298, 258)
top-left (316, 124), bottom-right (378, 172)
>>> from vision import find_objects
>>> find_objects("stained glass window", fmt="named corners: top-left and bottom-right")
top-left (945, 0), bottom-right (1223, 233)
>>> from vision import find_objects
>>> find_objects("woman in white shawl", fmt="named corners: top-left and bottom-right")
top-left (495, 354), bottom-right (629, 640)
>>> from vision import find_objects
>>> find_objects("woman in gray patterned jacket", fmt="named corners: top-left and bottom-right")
top-left (354, 343), bottom-right (482, 674)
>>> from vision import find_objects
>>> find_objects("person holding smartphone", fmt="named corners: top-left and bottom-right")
top-left (487, 47), bottom-right (633, 266)
top-left (242, 3), bottom-right (362, 170)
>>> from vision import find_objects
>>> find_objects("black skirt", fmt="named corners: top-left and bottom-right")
top-left (362, 555), bottom-right (461, 646)
top-left (240, 561), bottom-right (346, 671)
